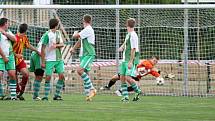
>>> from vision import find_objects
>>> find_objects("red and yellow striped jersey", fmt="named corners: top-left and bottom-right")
top-left (13, 33), bottom-right (30, 65)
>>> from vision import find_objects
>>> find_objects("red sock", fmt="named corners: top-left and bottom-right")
top-left (16, 80), bottom-right (20, 94)
top-left (20, 76), bottom-right (28, 93)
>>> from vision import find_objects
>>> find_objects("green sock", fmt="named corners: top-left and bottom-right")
top-left (121, 83), bottom-right (128, 99)
top-left (33, 80), bottom-right (41, 98)
top-left (81, 72), bottom-right (93, 95)
top-left (131, 83), bottom-right (141, 93)
top-left (9, 80), bottom-right (16, 98)
top-left (54, 80), bottom-right (64, 97)
top-left (0, 83), bottom-right (3, 97)
top-left (44, 81), bottom-right (51, 98)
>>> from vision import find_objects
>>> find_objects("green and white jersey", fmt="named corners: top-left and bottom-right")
top-left (42, 30), bottom-right (63, 61)
top-left (79, 25), bottom-right (95, 57)
top-left (123, 31), bottom-right (140, 64)
top-left (0, 30), bottom-right (15, 58)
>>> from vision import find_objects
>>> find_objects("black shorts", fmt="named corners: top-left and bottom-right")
top-left (117, 73), bottom-right (140, 81)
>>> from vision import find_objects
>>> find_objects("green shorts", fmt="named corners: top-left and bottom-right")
top-left (80, 56), bottom-right (95, 72)
top-left (0, 54), bottom-right (15, 71)
top-left (29, 53), bottom-right (42, 72)
top-left (45, 60), bottom-right (64, 76)
top-left (119, 62), bottom-right (137, 77)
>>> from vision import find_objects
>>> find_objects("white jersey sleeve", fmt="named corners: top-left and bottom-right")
top-left (130, 32), bottom-right (139, 52)
top-left (79, 26), bottom-right (91, 40)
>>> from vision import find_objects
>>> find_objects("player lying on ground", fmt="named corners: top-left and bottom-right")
top-left (100, 56), bottom-right (166, 96)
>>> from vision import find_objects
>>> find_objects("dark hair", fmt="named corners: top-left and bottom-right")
top-left (19, 23), bottom-right (28, 33)
top-left (152, 56), bottom-right (160, 60)
top-left (83, 14), bottom-right (92, 23)
top-left (49, 18), bottom-right (59, 29)
top-left (126, 18), bottom-right (136, 28)
top-left (0, 18), bottom-right (8, 27)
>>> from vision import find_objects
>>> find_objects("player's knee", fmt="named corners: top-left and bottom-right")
top-left (34, 69), bottom-right (44, 77)
top-left (10, 75), bottom-right (16, 80)
top-left (35, 76), bottom-right (43, 81)
top-left (22, 72), bottom-right (29, 78)
top-left (77, 67), bottom-right (84, 75)
top-left (59, 74), bottom-right (64, 80)
top-left (45, 76), bottom-right (51, 81)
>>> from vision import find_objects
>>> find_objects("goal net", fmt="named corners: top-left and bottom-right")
top-left (1, 4), bottom-right (215, 96)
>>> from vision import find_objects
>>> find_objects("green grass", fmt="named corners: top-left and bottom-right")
top-left (0, 94), bottom-right (214, 121)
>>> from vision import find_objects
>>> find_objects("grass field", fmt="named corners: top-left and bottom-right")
top-left (0, 94), bottom-right (214, 121)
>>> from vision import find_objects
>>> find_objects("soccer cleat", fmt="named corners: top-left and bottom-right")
top-left (86, 89), bottom-right (97, 101)
top-left (85, 96), bottom-right (92, 101)
top-left (41, 97), bottom-right (48, 101)
top-left (132, 92), bottom-right (141, 101)
top-left (17, 95), bottom-right (25, 101)
top-left (0, 95), bottom-right (5, 100)
top-left (121, 97), bottom-right (129, 102)
top-left (53, 96), bottom-right (63, 101)
top-left (115, 90), bottom-right (122, 96)
top-left (33, 97), bottom-right (41, 101)
top-left (99, 86), bottom-right (110, 90)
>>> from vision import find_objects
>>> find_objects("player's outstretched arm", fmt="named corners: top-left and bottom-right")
top-left (29, 44), bottom-right (40, 55)
top-left (0, 29), bottom-right (16, 42)
top-left (72, 31), bottom-right (80, 39)
top-left (70, 39), bottom-right (81, 54)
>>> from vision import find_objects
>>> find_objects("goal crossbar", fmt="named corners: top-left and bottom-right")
top-left (1, 4), bottom-right (215, 9)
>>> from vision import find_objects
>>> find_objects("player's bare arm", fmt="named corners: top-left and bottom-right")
top-left (28, 44), bottom-right (41, 55)
top-left (41, 44), bottom-right (46, 68)
top-left (72, 31), bottom-right (80, 39)
top-left (70, 39), bottom-right (81, 54)
top-left (128, 48), bottom-right (136, 69)
top-left (0, 29), bottom-right (16, 42)
top-left (118, 41), bottom-right (126, 52)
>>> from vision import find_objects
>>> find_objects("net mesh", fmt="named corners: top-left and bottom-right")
top-left (1, 6), bottom-right (215, 96)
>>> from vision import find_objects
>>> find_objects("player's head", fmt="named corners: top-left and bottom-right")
top-left (150, 56), bottom-right (160, 65)
top-left (49, 18), bottom-right (59, 29)
top-left (19, 23), bottom-right (28, 34)
top-left (0, 18), bottom-right (9, 30)
top-left (83, 14), bottom-right (92, 25)
top-left (126, 18), bottom-right (136, 28)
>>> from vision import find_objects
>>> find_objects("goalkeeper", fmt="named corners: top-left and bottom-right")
top-left (100, 56), bottom-right (164, 95)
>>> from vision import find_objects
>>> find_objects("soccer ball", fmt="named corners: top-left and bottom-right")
top-left (156, 77), bottom-right (164, 86)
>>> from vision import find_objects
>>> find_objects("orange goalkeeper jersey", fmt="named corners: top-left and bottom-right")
top-left (13, 33), bottom-right (30, 65)
top-left (136, 60), bottom-right (160, 79)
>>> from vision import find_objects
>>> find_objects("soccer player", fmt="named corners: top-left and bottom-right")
top-left (0, 18), bottom-right (17, 100)
top-left (100, 56), bottom-right (163, 96)
top-left (13, 23), bottom-right (40, 100)
top-left (41, 18), bottom-right (65, 101)
top-left (70, 14), bottom-right (96, 101)
top-left (119, 18), bottom-right (141, 102)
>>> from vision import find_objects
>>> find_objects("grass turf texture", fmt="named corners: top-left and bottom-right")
top-left (0, 94), bottom-right (214, 121)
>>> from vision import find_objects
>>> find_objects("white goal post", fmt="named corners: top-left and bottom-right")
top-left (1, 4), bottom-right (215, 9)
